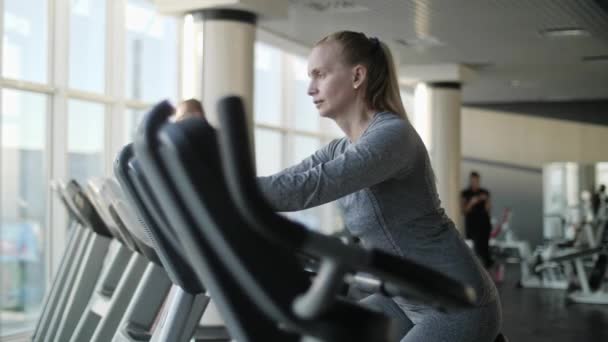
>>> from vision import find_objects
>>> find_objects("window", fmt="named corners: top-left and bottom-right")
top-left (0, 1), bottom-right (181, 337)
top-left (290, 56), bottom-right (318, 132)
top-left (1, 89), bottom-right (48, 335)
top-left (2, 0), bottom-right (48, 83)
top-left (254, 42), bottom-right (282, 126)
top-left (125, 0), bottom-right (178, 103)
top-left (67, 100), bottom-right (105, 182)
top-left (254, 128), bottom-right (283, 177)
top-left (124, 108), bottom-right (145, 142)
top-left (292, 135), bottom-right (320, 164)
top-left (69, 0), bottom-right (106, 93)
top-left (288, 135), bottom-right (322, 228)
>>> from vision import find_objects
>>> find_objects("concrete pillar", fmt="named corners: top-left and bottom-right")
top-left (414, 82), bottom-right (462, 229)
top-left (153, 0), bottom-right (287, 327)
top-left (156, 0), bottom-right (287, 131)
top-left (194, 9), bottom-right (256, 128)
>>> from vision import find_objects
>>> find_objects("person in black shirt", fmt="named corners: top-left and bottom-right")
top-left (592, 184), bottom-right (606, 218)
top-left (461, 171), bottom-right (493, 268)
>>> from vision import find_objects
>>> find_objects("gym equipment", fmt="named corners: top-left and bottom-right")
top-left (132, 98), bottom-right (482, 341)
top-left (37, 181), bottom-right (115, 342)
top-left (114, 144), bottom-right (229, 342)
top-left (66, 179), bottom-right (149, 342)
top-left (32, 181), bottom-right (87, 341)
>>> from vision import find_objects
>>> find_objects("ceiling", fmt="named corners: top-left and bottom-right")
top-left (258, 0), bottom-right (608, 103)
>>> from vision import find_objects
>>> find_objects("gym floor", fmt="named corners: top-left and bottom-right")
top-left (497, 264), bottom-right (608, 342)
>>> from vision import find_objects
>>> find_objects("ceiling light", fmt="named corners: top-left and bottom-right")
top-left (295, 1), bottom-right (369, 13)
top-left (393, 35), bottom-right (443, 48)
top-left (463, 62), bottom-right (495, 70)
top-left (509, 80), bottom-right (539, 88)
top-left (582, 55), bottom-right (608, 62)
top-left (539, 27), bottom-right (590, 38)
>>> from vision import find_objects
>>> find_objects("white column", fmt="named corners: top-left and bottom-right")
top-left (414, 82), bottom-right (462, 231)
top-left (181, 15), bottom-right (204, 101)
top-left (194, 9), bottom-right (256, 131)
top-left (160, 0), bottom-right (286, 147)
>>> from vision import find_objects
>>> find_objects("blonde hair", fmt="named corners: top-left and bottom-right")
top-left (315, 31), bottom-right (408, 121)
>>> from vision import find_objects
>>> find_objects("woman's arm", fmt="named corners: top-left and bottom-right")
top-left (258, 119), bottom-right (417, 211)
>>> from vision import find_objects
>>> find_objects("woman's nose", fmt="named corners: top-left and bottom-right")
top-left (307, 81), bottom-right (317, 96)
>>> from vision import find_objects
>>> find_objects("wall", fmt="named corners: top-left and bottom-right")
top-left (461, 102), bottom-right (608, 247)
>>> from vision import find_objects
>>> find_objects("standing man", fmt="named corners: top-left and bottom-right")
top-left (592, 184), bottom-right (606, 218)
top-left (461, 171), bottom-right (493, 268)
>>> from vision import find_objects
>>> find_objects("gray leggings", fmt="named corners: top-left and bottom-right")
top-left (360, 294), bottom-right (502, 342)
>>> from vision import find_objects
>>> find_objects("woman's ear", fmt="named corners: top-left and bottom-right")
top-left (352, 64), bottom-right (367, 90)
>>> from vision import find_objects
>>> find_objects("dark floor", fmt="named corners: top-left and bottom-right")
top-left (496, 264), bottom-right (608, 342)
top-left (1, 264), bottom-right (607, 341)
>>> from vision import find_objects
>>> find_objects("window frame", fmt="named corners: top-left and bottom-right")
top-left (0, 0), bottom-right (182, 338)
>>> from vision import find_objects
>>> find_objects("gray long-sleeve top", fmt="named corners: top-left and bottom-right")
top-left (258, 111), bottom-right (497, 306)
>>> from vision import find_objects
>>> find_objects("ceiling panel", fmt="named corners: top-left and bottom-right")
top-left (260, 0), bottom-right (608, 103)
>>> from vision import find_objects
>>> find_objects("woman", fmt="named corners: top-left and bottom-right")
top-left (258, 31), bottom-right (501, 342)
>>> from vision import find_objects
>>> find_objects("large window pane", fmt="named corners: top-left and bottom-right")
top-left (254, 128), bottom-right (282, 177)
top-left (125, 0), bottom-right (178, 103)
top-left (292, 135), bottom-right (320, 165)
top-left (323, 119), bottom-right (344, 138)
top-left (124, 109), bottom-right (145, 142)
top-left (288, 135), bottom-right (322, 229)
top-left (1, 89), bottom-right (47, 335)
top-left (291, 56), bottom-right (319, 132)
top-left (67, 100), bottom-right (105, 182)
top-left (254, 42), bottom-right (282, 126)
top-left (69, 0), bottom-right (106, 93)
top-left (597, 163), bottom-right (608, 189)
top-left (2, 0), bottom-right (48, 83)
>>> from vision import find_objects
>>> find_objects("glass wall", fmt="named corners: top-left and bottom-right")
top-left (289, 135), bottom-right (322, 228)
top-left (254, 42), bottom-right (283, 126)
top-left (254, 128), bottom-right (283, 177)
top-left (290, 57), bottom-right (318, 132)
top-left (69, 0), bottom-right (106, 93)
top-left (2, 0), bottom-right (48, 83)
top-left (125, 0), bottom-right (178, 103)
top-left (67, 100), bottom-right (105, 182)
top-left (597, 163), bottom-right (608, 189)
top-left (124, 109), bottom-right (145, 142)
top-left (1, 89), bottom-right (48, 335)
top-left (543, 162), bottom-right (607, 240)
top-left (0, 0), bottom-right (179, 337)
top-left (2, 0), bottom-right (49, 335)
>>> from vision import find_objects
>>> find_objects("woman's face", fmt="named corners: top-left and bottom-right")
top-left (307, 42), bottom-right (358, 119)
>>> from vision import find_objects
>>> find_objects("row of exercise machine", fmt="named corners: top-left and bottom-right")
top-left (490, 190), bottom-right (608, 304)
top-left (32, 96), bottom-right (507, 341)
